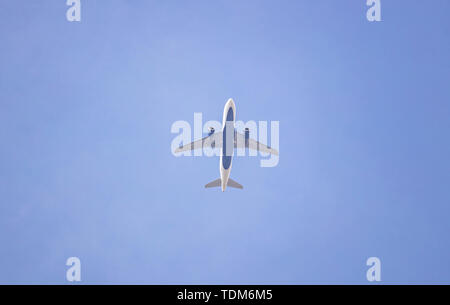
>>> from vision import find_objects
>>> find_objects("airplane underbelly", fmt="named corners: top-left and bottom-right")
top-left (219, 99), bottom-right (235, 191)
top-left (220, 156), bottom-right (231, 190)
top-left (222, 121), bottom-right (234, 170)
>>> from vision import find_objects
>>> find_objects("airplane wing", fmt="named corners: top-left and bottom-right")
top-left (235, 132), bottom-right (279, 156)
top-left (175, 132), bottom-right (223, 153)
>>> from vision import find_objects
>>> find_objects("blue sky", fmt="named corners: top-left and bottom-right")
top-left (0, 1), bottom-right (449, 284)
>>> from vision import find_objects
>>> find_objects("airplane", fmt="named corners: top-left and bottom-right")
top-left (175, 98), bottom-right (279, 191)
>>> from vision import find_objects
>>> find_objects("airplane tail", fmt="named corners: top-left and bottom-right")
top-left (205, 179), bottom-right (221, 188)
top-left (227, 178), bottom-right (243, 189)
top-left (205, 178), bottom-right (243, 189)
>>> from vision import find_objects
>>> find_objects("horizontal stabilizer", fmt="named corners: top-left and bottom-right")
top-left (205, 178), bottom-right (244, 190)
top-left (227, 178), bottom-right (243, 189)
top-left (205, 178), bottom-right (221, 188)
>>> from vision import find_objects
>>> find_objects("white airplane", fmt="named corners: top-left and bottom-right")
top-left (175, 98), bottom-right (279, 191)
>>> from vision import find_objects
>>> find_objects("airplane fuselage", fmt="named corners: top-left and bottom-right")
top-left (220, 99), bottom-right (236, 191)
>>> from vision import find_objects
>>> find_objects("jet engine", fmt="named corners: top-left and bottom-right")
top-left (208, 127), bottom-right (216, 149)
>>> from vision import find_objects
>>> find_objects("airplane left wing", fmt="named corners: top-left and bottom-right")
top-left (175, 132), bottom-right (223, 153)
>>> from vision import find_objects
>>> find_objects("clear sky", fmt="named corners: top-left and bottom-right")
top-left (0, 1), bottom-right (449, 284)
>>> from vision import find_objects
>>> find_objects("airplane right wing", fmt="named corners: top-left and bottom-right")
top-left (235, 132), bottom-right (279, 156)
